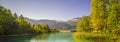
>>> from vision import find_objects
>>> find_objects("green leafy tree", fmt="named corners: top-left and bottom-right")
top-left (33, 24), bottom-right (42, 33)
top-left (33, 24), bottom-right (50, 33)
top-left (90, 0), bottom-right (107, 33)
top-left (107, 0), bottom-right (119, 34)
top-left (41, 24), bottom-right (50, 33)
top-left (77, 16), bottom-right (91, 32)
top-left (50, 27), bottom-right (58, 32)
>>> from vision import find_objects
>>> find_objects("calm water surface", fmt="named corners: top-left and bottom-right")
top-left (0, 32), bottom-right (75, 42)
top-left (0, 32), bottom-right (117, 42)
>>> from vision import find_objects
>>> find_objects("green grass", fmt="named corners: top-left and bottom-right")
top-left (73, 32), bottom-right (120, 42)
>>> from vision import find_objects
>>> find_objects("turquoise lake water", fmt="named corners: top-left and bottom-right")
top-left (0, 32), bottom-right (75, 42)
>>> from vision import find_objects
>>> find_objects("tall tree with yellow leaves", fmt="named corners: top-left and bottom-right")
top-left (90, 0), bottom-right (107, 33)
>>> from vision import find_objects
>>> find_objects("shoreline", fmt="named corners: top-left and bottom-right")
top-left (0, 32), bottom-right (62, 37)
top-left (0, 33), bottom-right (37, 37)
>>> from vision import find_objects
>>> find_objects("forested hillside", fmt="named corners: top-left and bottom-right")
top-left (0, 5), bottom-right (53, 35)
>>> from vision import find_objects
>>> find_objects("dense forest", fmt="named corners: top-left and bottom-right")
top-left (77, 0), bottom-right (120, 34)
top-left (74, 0), bottom-right (120, 41)
top-left (0, 5), bottom-right (58, 35)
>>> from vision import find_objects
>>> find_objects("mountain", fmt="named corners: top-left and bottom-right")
top-left (24, 17), bottom-right (80, 30)
top-left (66, 17), bottom-right (81, 25)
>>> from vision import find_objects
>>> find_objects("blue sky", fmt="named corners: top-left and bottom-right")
top-left (0, 0), bottom-right (91, 21)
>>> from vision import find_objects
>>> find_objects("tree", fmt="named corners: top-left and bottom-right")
top-left (33, 24), bottom-right (50, 33)
top-left (107, 0), bottom-right (119, 34)
top-left (41, 24), bottom-right (50, 33)
top-left (17, 15), bottom-right (32, 33)
top-left (0, 5), bottom-right (18, 34)
top-left (33, 24), bottom-right (42, 33)
top-left (118, 0), bottom-right (120, 34)
top-left (50, 28), bottom-right (58, 32)
top-left (90, 0), bottom-right (107, 33)
top-left (0, 25), bottom-right (4, 35)
top-left (0, 5), bottom-right (51, 35)
top-left (77, 16), bottom-right (91, 32)
top-left (13, 13), bottom-right (18, 20)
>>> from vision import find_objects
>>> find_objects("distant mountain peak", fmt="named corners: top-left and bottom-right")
top-left (24, 17), bottom-right (81, 30)
top-left (67, 17), bottom-right (81, 22)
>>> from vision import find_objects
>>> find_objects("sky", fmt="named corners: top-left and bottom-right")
top-left (0, 0), bottom-right (91, 21)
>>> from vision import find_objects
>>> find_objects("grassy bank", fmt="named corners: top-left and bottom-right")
top-left (73, 32), bottom-right (120, 42)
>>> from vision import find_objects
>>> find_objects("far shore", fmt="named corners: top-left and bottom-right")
top-left (0, 33), bottom-right (37, 37)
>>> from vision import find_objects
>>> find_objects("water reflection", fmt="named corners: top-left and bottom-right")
top-left (30, 32), bottom-right (75, 42)
top-left (0, 35), bottom-right (33, 42)
top-left (0, 32), bottom-right (75, 42)
top-left (30, 34), bottom-right (48, 42)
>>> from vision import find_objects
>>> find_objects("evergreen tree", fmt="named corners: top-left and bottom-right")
top-left (17, 15), bottom-right (32, 33)
top-left (0, 5), bottom-right (51, 35)
top-left (13, 13), bottom-right (18, 20)
top-left (0, 5), bottom-right (17, 34)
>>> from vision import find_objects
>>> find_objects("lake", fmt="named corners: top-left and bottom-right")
top-left (0, 32), bottom-right (75, 42)
top-left (1, 32), bottom-right (116, 42)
